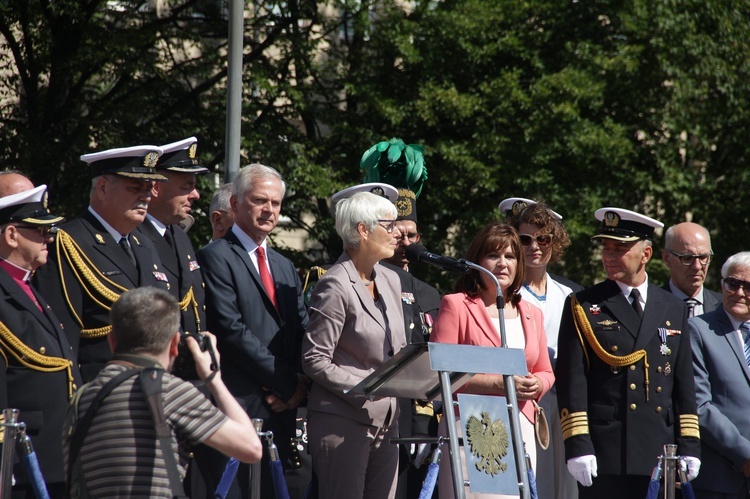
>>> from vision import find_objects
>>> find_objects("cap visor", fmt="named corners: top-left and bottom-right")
top-left (116, 171), bottom-right (168, 182)
top-left (591, 234), bottom-right (642, 242)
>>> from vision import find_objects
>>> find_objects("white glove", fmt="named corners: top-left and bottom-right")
top-left (679, 456), bottom-right (701, 481)
top-left (567, 455), bottom-right (598, 487)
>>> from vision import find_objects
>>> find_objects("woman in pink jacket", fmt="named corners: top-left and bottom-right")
top-left (431, 222), bottom-right (554, 498)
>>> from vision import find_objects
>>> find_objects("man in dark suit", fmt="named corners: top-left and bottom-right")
top-left (137, 137), bottom-right (208, 337)
top-left (689, 252), bottom-right (750, 499)
top-left (662, 222), bottom-right (722, 317)
top-left (197, 164), bottom-right (309, 499)
top-left (0, 185), bottom-right (82, 498)
top-left (33, 145), bottom-right (170, 381)
top-left (556, 207), bottom-right (701, 499)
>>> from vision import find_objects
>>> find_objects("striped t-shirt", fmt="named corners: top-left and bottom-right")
top-left (64, 364), bottom-right (226, 498)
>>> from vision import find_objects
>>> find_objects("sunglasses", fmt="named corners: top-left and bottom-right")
top-left (519, 233), bottom-right (552, 247)
top-left (3, 224), bottom-right (58, 237)
top-left (723, 277), bottom-right (750, 294)
top-left (666, 249), bottom-right (713, 266)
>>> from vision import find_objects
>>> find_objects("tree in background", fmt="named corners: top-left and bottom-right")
top-left (1, 0), bottom-right (749, 290)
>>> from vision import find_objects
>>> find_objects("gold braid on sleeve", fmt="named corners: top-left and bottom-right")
top-left (571, 295), bottom-right (650, 402)
top-left (56, 230), bottom-right (129, 339)
top-left (0, 321), bottom-right (75, 398)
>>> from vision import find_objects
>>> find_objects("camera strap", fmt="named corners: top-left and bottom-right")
top-left (67, 364), bottom-right (188, 499)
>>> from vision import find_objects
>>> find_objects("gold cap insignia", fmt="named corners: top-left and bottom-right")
top-left (370, 187), bottom-right (385, 197)
top-left (512, 200), bottom-right (528, 216)
top-left (143, 152), bottom-right (159, 168)
top-left (604, 211), bottom-right (620, 227)
top-left (188, 143), bottom-right (197, 159)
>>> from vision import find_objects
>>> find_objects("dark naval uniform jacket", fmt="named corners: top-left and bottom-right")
top-left (33, 210), bottom-right (169, 381)
top-left (137, 219), bottom-right (206, 334)
top-left (0, 264), bottom-right (82, 488)
top-left (555, 279), bottom-right (700, 476)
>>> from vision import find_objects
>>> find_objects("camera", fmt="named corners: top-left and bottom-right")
top-left (172, 332), bottom-right (218, 381)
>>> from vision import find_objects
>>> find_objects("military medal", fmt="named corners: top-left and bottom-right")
top-left (590, 304), bottom-right (601, 315)
top-left (663, 362), bottom-right (671, 376)
top-left (401, 292), bottom-right (415, 305)
top-left (658, 328), bottom-right (671, 355)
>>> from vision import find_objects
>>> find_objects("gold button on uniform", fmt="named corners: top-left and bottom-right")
top-left (39, 346), bottom-right (46, 354)
top-left (630, 403), bottom-right (637, 411)
top-left (657, 366), bottom-right (663, 373)
top-left (656, 407), bottom-right (662, 413)
top-left (629, 383), bottom-right (636, 390)
top-left (611, 345), bottom-right (618, 352)
top-left (656, 386), bottom-right (662, 393)
top-left (630, 365), bottom-right (636, 371)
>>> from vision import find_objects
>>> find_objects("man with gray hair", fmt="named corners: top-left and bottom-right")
top-left (209, 183), bottom-right (234, 242)
top-left (197, 164), bottom-right (309, 498)
top-left (33, 145), bottom-right (170, 381)
top-left (689, 252), bottom-right (750, 498)
top-left (63, 287), bottom-right (262, 498)
top-left (662, 222), bottom-right (722, 317)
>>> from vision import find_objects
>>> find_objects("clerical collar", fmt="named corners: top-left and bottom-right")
top-left (147, 214), bottom-right (167, 236)
top-left (0, 257), bottom-right (32, 282)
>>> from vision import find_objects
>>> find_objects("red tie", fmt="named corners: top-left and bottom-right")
top-left (256, 246), bottom-right (277, 310)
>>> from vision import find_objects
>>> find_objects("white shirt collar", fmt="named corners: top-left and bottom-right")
top-left (146, 214), bottom-right (167, 236)
top-left (668, 281), bottom-right (704, 305)
top-left (231, 224), bottom-right (267, 254)
top-left (88, 206), bottom-right (126, 242)
top-left (615, 275), bottom-right (649, 305)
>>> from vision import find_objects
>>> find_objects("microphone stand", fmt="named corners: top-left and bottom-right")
top-left (465, 261), bottom-right (531, 499)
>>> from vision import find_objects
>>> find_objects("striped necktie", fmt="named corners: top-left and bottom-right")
top-left (741, 322), bottom-right (750, 368)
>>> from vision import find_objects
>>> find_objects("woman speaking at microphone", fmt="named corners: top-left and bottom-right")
top-left (430, 222), bottom-right (554, 499)
top-left (302, 191), bottom-right (407, 499)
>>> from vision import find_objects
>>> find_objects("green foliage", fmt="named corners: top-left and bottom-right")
top-left (1, 0), bottom-right (749, 291)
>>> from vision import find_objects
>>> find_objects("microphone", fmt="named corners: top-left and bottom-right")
top-left (404, 244), bottom-right (470, 273)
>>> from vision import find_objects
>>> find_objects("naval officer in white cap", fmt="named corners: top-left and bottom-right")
top-left (555, 207), bottom-right (701, 499)
top-left (33, 145), bottom-right (171, 381)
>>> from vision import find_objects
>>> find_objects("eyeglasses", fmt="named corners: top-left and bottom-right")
top-left (14, 225), bottom-right (58, 238)
top-left (666, 249), bottom-right (713, 266)
top-left (723, 277), bottom-right (750, 294)
top-left (1, 224), bottom-right (58, 237)
top-left (376, 219), bottom-right (397, 233)
top-left (519, 233), bottom-right (552, 247)
top-left (398, 231), bottom-right (421, 243)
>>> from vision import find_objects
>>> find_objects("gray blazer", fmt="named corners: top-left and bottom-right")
top-left (302, 252), bottom-right (407, 428)
top-left (689, 307), bottom-right (750, 495)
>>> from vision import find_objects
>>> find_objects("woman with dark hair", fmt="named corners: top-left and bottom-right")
top-left (431, 222), bottom-right (554, 498)
top-left (512, 202), bottom-right (580, 499)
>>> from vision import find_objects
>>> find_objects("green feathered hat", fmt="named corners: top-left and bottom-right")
top-left (359, 138), bottom-right (427, 198)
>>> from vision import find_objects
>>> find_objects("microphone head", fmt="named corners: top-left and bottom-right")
top-left (404, 243), bottom-right (426, 263)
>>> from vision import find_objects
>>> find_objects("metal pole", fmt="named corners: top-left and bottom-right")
top-left (439, 371), bottom-right (465, 499)
top-left (465, 261), bottom-right (531, 499)
top-left (225, 0), bottom-right (244, 183)
top-left (663, 444), bottom-right (677, 499)
top-left (0, 409), bottom-right (19, 499)
top-left (250, 418), bottom-right (264, 499)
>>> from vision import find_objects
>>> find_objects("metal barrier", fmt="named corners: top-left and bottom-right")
top-left (0, 408), bottom-right (49, 499)
top-left (216, 418), bottom-right (290, 499)
top-left (646, 444), bottom-right (696, 499)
